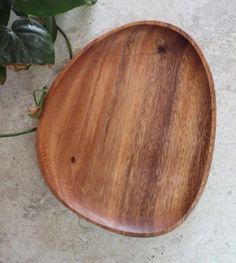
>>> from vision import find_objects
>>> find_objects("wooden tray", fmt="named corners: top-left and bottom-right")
top-left (37, 21), bottom-right (216, 237)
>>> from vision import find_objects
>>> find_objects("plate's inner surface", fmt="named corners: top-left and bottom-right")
top-left (37, 23), bottom-right (214, 236)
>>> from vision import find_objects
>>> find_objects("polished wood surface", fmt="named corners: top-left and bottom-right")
top-left (37, 21), bottom-right (216, 237)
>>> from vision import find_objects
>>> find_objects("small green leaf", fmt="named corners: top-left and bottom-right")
top-left (12, 0), bottom-right (97, 17)
top-left (0, 0), bottom-right (11, 26)
top-left (0, 65), bottom-right (6, 85)
top-left (0, 19), bottom-right (55, 65)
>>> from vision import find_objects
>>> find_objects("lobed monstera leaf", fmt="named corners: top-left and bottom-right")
top-left (0, 19), bottom-right (55, 65)
top-left (12, 0), bottom-right (97, 17)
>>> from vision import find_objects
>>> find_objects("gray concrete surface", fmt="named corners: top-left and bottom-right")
top-left (0, 0), bottom-right (236, 262)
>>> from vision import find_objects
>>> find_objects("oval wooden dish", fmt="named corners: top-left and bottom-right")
top-left (37, 21), bottom-right (216, 237)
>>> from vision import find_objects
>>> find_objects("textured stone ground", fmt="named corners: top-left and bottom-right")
top-left (0, 0), bottom-right (236, 262)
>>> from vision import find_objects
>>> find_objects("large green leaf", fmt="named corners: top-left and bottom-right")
top-left (12, 0), bottom-right (97, 17)
top-left (0, 19), bottom-right (55, 65)
top-left (0, 0), bottom-right (11, 26)
top-left (0, 65), bottom-right (6, 85)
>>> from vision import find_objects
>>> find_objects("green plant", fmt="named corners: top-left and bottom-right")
top-left (0, 0), bottom-right (96, 83)
top-left (0, 0), bottom-right (97, 137)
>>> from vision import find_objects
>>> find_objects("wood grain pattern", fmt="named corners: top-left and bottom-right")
top-left (37, 21), bottom-right (216, 237)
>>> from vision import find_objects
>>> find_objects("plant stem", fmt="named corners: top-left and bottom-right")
top-left (0, 127), bottom-right (37, 138)
top-left (57, 25), bottom-right (73, 59)
top-left (33, 90), bottom-right (40, 105)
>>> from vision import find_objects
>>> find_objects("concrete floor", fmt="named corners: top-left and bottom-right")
top-left (0, 0), bottom-right (236, 262)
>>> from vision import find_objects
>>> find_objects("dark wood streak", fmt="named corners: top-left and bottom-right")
top-left (104, 43), bottom-right (127, 140)
top-left (139, 47), bottom-right (185, 220)
top-left (37, 21), bottom-right (216, 237)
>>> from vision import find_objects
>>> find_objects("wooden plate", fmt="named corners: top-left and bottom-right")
top-left (37, 21), bottom-right (216, 237)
